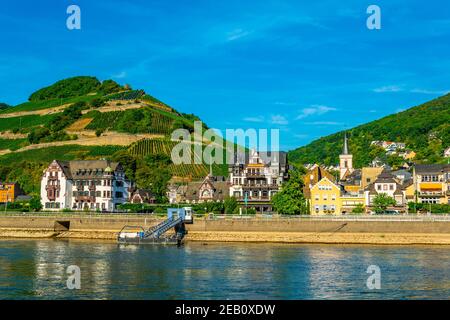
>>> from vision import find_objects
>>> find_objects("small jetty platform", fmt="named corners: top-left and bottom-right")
top-left (117, 207), bottom-right (193, 246)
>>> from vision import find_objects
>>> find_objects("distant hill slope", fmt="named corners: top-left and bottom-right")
top-left (289, 93), bottom-right (450, 167)
top-left (0, 76), bottom-right (230, 194)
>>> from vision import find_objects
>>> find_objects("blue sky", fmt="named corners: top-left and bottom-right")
top-left (0, 0), bottom-right (449, 151)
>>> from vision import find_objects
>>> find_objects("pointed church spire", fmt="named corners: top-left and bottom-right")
top-left (342, 132), bottom-right (349, 155)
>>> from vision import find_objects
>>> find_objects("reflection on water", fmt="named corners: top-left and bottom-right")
top-left (0, 239), bottom-right (449, 299)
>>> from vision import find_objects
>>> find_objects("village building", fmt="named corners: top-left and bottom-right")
top-left (310, 177), bottom-right (342, 215)
top-left (0, 182), bottom-right (23, 203)
top-left (413, 164), bottom-right (450, 204)
top-left (168, 174), bottom-right (229, 204)
top-left (364, 170), bottom-right (408, 212)
top-left (228, 150), bottom-right (289, 212)
top-left (130, 189), bottom-right (156, 204)
top-left (40, 160), bottom-right (132, 211)
top-left (303, 164), bottom-right (337, 200)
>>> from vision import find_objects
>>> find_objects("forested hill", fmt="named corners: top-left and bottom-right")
top-left (288, 93), bottom-right (450, 167)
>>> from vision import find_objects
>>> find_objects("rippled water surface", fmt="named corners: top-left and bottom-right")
top-left (0, 239), bottom-right (449, 299)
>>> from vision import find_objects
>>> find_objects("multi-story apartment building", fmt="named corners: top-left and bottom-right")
top-left (303, 164), bottom-right (337, 200)
top-left (228, 150), bottom-right (289, 212)
top-left (413, 164), bottom-right (450, 204)
top-left (310, 177), bottom-right (365, 215)
top-left (40, 160), bottom-right (132, 211)
top-left (310, 177), bottom-right (342, 215)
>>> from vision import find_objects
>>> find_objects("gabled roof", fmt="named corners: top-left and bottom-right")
top-left (231, 151), bottom-right (288, 167)
top-left (414, 164), bottom-right (449, 174)
top-left (51, 160), bottom-right (123, 179)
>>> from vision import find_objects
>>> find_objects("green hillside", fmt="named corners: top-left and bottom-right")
top-left (289, 93), bottom-right (450, 167)
top-left (0, 76), bottom-right (230, 199)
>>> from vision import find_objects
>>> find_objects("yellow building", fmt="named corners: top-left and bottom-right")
top-left (0, 182), bottom-right (20, 203)
top-left (340, 194), bottom-right (365, 214)
top-left (303, 164), bottom-right (336, 200)
top-left (310, 178), bottom-right (342, 215)
top-left (413, 164), bottom-right (449, 204)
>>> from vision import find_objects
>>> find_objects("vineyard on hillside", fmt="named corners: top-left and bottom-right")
top-left (84, 108), bottom-right (176, 134)
top-left (106, 90), bottom-right (145, 101)
top-left (128, 138), bottom-right (229, 179)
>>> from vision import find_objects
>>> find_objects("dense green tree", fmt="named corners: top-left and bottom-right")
top-left (135, 154), bottom-right (172, 203)
top-left (372, 193), bottom-right (396, 213)
top-left (29, 196), bottom-right (43, 211)
top-left (0, 102), bottom-right (11, 110)
top-left (99, 80), bottom-right (121, 94)
top-left (224, 196), bottom-right (238, 214)
top-left (271, 167), bottom-right (308, 215)
top-left (111, 150), bottom-right (137, 181)
top-left (29, 76), bottom-right (101, 101)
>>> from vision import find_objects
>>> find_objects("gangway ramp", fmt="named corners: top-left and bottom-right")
top-left (118, 208), bottom-right (190, 245)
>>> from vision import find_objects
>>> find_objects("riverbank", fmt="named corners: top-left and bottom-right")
top-left (1, 214), bottom-right (450, 245)
top-left (2, 228), bottom-right (450, 245)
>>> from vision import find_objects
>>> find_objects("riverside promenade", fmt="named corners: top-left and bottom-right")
top-left (1, 213), bottom-right (450, 245)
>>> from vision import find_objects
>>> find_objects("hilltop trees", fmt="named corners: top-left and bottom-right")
top-left (271, 166), bottom-right (308, 215)
top-left (29, 76), bottom-right (101, 101)
top-left (28, 77), bottom-right (125, 102)
top-left (0, 102), bottom-right (11, 110)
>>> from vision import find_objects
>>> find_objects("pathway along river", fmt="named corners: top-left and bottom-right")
top-left (0, 239), bottom-right (449, 299)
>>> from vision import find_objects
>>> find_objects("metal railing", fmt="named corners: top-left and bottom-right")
top-left (1, 211), bottom-right (450, 222)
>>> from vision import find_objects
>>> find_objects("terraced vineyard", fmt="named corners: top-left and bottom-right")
top-left (106, 90), bottom-right (145, 101)
top-left (129, 138), bottom-right (177, 156)
top-left (84, 108), bottom-right (176, 135)
top-left (84, 111), bottom-right (122, 131)
top-left (128, 138), bottom-right (229, 178)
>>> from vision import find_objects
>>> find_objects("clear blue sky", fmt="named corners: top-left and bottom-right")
top-left (0, 0), bottom-right (449, 151)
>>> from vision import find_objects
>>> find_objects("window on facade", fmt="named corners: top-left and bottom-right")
top-left (389, 185), bottom-right (394, 190)
top-left (383, 185), bottom-right (388, 191)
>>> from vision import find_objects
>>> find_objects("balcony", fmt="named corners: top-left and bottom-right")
top-left (75, 195), bottom-right (96, 202)
top-left (242, 185), bottom-right (279, 191)
top-left (419, 191), bottom-right (443, 197)
top-left (237, 196), bottom-right (271, 202)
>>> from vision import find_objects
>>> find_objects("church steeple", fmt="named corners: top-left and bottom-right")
top-left (342, 132), bottom-right (349, 155)
top-left (339, 132), bottom-right (353, 180)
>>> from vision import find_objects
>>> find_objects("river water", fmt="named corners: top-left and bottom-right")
top-left (0, 239), bottom-right (449, 299)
